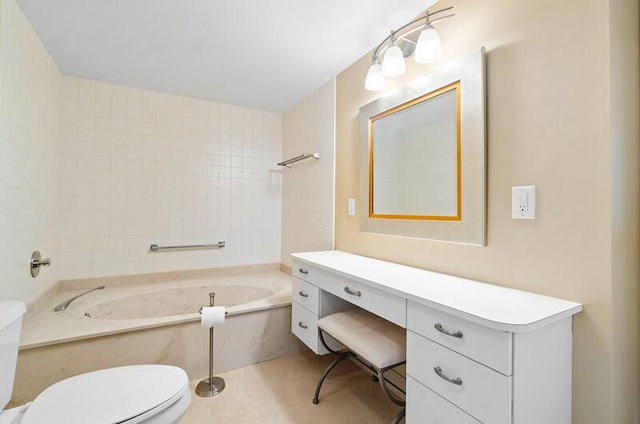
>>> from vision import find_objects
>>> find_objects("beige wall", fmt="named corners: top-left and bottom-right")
top-left (335, 0), bottom-right (639, 422)
top-left (0, 0), bottom-right (62, 304)
top-left (609, 0), bottom-right (640, 422)
top-left (282, 79), bottom-right (335, 269)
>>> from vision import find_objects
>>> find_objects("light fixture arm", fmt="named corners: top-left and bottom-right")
top-left (370, 6), bottom-right (454, 63)
top-left (365, 5), bottom-right (454, 90)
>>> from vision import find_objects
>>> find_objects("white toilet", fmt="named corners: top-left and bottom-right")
top-left (0, 301), bottom-right (192, 424)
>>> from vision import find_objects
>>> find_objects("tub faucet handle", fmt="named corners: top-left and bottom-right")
top-left (30, 251), bottom-right (52, 278)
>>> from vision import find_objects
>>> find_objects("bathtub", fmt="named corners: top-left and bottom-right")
top-left (12, 265), bottom-right (305, 406)
top-left (83, 284), bottom-right (276, 320)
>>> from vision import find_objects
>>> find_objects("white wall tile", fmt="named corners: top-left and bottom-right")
top-left (0, 0), bottom-right (62, 303)
top-left (0, 0), bottom-right (288, 301)
top-left (59, 77), bottom-right (283, 279)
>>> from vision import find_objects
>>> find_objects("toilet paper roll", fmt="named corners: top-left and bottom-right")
top-left (200, 306), bottom-right (225, 328)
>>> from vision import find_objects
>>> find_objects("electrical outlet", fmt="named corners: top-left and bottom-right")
top-left (512, 186), bottom-right (535, 219)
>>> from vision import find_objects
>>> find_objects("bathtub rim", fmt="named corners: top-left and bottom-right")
top-left (19, 269), bottom-right (292, 350)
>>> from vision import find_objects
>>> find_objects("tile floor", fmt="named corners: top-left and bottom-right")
top-left (182, 351), bottom-right (401, 423)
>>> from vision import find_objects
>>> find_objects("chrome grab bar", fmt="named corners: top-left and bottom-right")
top-left (434, 323), bottom-right (464, 339)
top-left (54, 286), bottom-right (105, 312)
top-left (150, 241), bottom-right (226, 251)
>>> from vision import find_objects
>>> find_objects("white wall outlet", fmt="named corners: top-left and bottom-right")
top-left (512, 186), bottom-right (535, 219)
top-left (348, 198), bottom-right (356, 216)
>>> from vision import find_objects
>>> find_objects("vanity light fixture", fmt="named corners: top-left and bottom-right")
top-left (365, 6), bottom-right (454, 91)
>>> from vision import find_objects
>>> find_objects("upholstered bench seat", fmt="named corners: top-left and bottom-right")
top-left (313, 308), bottom-right (407, 423)
top-left (318, 309), bottom-right (406, 369)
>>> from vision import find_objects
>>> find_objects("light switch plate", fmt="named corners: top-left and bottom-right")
top-left (512, 186), bottom-right (535, 219)
top-left (348, 198), bottom-right (356, 216)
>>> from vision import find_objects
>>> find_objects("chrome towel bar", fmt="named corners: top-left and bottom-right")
top-left (277, 153), bottom-right (319, 168)
top-left (149, 241), bottom-right (226, 251)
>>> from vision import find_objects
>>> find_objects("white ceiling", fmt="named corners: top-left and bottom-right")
top-left (16, 0), bottom-right (436, 112)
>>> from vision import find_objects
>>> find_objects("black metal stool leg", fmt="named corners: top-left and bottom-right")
top-left (313, 353), bottom-right (349, 404)
top-left (377, 369), bottom-right (406, 407)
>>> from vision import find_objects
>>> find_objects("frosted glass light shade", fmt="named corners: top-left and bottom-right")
top-left (381, 45), bottom-right (406, 77)
top-left (415, 25), bottom-right (442, 64)
top-left (365, 63), bottom-right (386, 91)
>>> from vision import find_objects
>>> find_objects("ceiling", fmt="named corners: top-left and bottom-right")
top-left (16, 0), bottom-right (436, 112)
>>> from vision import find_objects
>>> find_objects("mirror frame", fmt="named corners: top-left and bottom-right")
top-left (368, 80), bottom-right (462, 221)
top-left (359, 47), bottom-right (486, 245)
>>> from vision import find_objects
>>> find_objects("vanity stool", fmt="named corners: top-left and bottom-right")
top-left (313, 308), bottom-right (406, 424)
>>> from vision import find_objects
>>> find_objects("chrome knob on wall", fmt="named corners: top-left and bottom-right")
top-left (30, 251), bottom-right (52, 278)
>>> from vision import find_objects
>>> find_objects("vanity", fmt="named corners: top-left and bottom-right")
top-left (290, 250), bottom-right (582, 424)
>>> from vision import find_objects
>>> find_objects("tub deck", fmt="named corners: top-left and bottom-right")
top-left (20, 266), bottom-right (292, 349)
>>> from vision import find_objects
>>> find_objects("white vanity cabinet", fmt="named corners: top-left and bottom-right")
top-left (291, 261), bottom-right (351, 354)
top-left (290, 250), bottom-right (582, 424)
top-left (406, 301), bottom-right (574, 423)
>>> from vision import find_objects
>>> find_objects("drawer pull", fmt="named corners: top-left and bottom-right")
top-left (434, 366), bottom-right (463, 386)
top-left (434, 323), bottom-right (463, 339)
top-left (343, 286), bottom-right (361, 297)
top-left (298, 290), bottom-right (309, 298)
top-left (298, 268), bottom-right (309, 275)
top-left (298, 321), bottom-right (308, 329)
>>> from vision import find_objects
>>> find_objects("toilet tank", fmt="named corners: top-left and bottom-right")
top-left (0, 302), bottom-right (26, 411)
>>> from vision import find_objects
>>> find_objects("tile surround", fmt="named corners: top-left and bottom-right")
top-left (58, 77), bottom-right (283, 279)
top-left (0, 0), bottom-right (289, 303)
top-left (0, 0), bottom-right (62, 304)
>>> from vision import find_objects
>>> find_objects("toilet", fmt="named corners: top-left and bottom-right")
top-left (0, 301), bottom-right (192, 424)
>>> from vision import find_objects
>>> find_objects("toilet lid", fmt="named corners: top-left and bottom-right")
top-left (22, 365), bottom-right (189, 424)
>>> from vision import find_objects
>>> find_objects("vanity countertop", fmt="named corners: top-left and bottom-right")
top-left (292, 250), bottom-right (582, 333)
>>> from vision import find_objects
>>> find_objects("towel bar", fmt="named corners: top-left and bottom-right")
top-left (149, 241), bottom-right (226, 251)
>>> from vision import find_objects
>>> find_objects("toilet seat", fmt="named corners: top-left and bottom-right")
top-left (21, 365), bottom-right (189, 424)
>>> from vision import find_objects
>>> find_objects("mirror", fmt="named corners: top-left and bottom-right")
top-left (359, 47), bottom-right (486, 245)
top-left (369, 81), bottom-right (460, 220)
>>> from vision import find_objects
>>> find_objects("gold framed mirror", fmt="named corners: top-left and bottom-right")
top-left (359, 47), bottom-right (486, 245)
top-left (368, 81), bottom-right (461, 220)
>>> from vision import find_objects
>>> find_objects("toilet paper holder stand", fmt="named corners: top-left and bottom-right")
top-left (196, 292), bottom-right (226, 397)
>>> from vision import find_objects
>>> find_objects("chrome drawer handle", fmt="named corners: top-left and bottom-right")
top-left (434, 366), bottom-right (463, 386)
top-left (298, 268), bottom-right (309, 275)
top-left (298, 321), bottom-right (308, 329)
top-left (298, 290), bottom-right (309, 298)
top-left (343, 286), bottom-right (361, 297)
top-left (434, 323), bottom-right (463, 339)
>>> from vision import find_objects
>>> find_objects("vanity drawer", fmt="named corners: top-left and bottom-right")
top-left (292, 277), bottom-right (319, 314)
top-left (292, 261), bottom-right (319, 284)
top-left (407, 376), bottom-right (482, 424)
top-left (407, 301), bottom-right (512, 375)
top-left (291, 302), bottom-right (322, 354)
top-left (322, 272), bottom-right (406, 327)
top-left (407, 331), bottom-right (512, 424)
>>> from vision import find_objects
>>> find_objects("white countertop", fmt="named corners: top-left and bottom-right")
top-left (292, 250), bottom-right (582, 332)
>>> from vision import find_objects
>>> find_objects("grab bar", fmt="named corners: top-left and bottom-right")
top-left (149, 241), bottom-right (226, 252)
top-left (54, 285), bottom-right (105, 312)
top-left (277, 153), bottom-right (319, 168)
